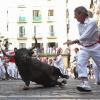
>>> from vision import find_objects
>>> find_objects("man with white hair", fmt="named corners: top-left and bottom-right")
top-left (64, 6), bottom-right (100, 92)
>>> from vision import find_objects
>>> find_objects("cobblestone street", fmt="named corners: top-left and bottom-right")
top-left (0, 78), bottom-right (100, 100)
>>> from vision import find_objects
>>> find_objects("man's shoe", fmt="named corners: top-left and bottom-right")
top-left (77, 81), bottom-right (92, 92)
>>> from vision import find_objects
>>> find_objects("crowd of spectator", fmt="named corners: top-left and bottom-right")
top-left (0, 50), bottom-right (21, 80)
top-left (0, 46), bottom-right (97, 81)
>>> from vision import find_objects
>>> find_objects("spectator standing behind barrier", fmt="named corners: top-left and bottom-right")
top-left (63, 6), bottom-right (100, 92)
top-left (7, 49), bottom-right (18, 79)
top-left (87, 60), bottom-right (93, 79)
top-left (72, 48), bottom-right (79, 79)
top-left (92, 61), bottom-right (100, 85)
top-left (53, 48), bottom-right (68, 76)
top-left (0, 52), bottom-right (6, 80)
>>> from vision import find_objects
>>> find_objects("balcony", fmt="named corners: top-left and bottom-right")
top-left (32, 16), bottom-right (42, 23)
top-left (17, 37), bottom-right (27, 40)
top-left (47, 33), bottom-right (57, 39)
top-left (17, 17), bottom-right (27, 23)
top-left (47, 16), bottom-right (55, 22)
top-left (32, 34), bottom-right (42, 40)
top-left (17, 34), bottom-right (27, 40)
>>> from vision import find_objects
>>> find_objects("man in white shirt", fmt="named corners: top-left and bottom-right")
top-left (64, 6), bottom-right (100, 92)
top-left (53, 48), bottom-right (67, 75)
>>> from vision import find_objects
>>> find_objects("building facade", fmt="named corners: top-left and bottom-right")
top-left (1, 0), bottom-right (67, 54)
top-left (1, 0), bottom-right (98, 54)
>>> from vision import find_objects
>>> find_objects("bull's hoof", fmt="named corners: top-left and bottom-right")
top-left (62, 79), bottom-right (67, 84)
top-left (58, 82), bottom-right (65, 87)
top-left (58, 78), bottom-right (67, 87)
top-left (23, 85), bottom-right (30, 90)
top-left (58, 78), bottom-right (67, 84)
top-left (63, 75), bottom-right (69, 79)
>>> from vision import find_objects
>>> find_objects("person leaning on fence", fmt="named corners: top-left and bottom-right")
top-left (63, 6), bottom-right (100, 92)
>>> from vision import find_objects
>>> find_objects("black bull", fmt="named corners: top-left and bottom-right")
top-left (15, 48), bottom-right (67, 88)
top-left (1, 38), bottom-right (68, 89)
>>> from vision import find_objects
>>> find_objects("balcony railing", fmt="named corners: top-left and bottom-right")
top-left (47, 33), bottom-right (57, 39)
top-left (47, 16), bottom-right (55, 22)
top-left (17, 37), bottom-right (27, 40)
top-left (33, 16), bottom-right (42, 23)
top-left (17, 17), bottom-right (27, 23)
top-left (17, 34), bottom-right (27, 40)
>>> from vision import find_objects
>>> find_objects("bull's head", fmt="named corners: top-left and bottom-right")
top-left (1, 35), bottom-right (37, 58)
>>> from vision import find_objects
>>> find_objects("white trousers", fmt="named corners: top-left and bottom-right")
top-left (7, 62), bottom-right (17, 78)
top-left (77, 43), bottom-right (100, 78)
top-left (0, 65), bottom-right (6, 79)
top-left (92, 62), bottom-right (100, 82)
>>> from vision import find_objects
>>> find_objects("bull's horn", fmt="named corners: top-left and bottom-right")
top-left (29, 35), bottom-right (38, 51)
top-left (1, 48), bottom-right (15, 58)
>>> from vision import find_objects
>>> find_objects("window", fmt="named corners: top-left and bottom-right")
top-left (48, 9), bottom-right (54, 22)
top-left (19, 43), bottom-right (26, 48)
top-left (49, 25), bottom-right (54, 34)
top-left (48, 10), bottom-right (54, 16)
top-left (33, 25), bottom-right (41, 35)
top-left (48, 42), bottom-right (58, 48)
top-left (18, 10), bottom-right (26, 23)
top-left (33, 10), bottom-right (40, 17)
top-left (66, 0), bottom-right (68, 3)
top-left (66, 9), bottom-right (69, 18)
top-left (34, 26), bottom-right (36, 34)
top-left (33, 10), bottom-right (42, 22)
top-left (7, 24), bottom-right (8, 31)
top-left (19, 26), bottom-right (25, 37)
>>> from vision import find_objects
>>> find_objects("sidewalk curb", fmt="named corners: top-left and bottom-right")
top-left (0, 95), bottom-right (100, 99)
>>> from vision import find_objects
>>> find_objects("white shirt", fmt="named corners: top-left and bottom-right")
top-left (73, 52), bottom-right (79, 65)
top-left (54, 55), bottom-right (65, 75)
top-left (78, 17), bottom-right (99, 46)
